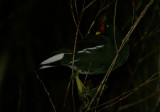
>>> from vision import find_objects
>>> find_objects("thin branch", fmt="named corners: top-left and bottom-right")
top-left (18, 85), bottom-right (22, 112)
top-left (152, 51), bottom-right (160, 112)
top-left (137, 46), bottom-right (160, 64)
top-left (132, 0), bottom-right (135, 24)
top-left (34, 70), bottom-right (57, 112)
top-left (84, 62), bottom-right (92, 85)
top-left (146, 28), bottom-right (160, 38)
top-left (74, 0), bottom-right (79, 20)
top-left (62, 72), bottom-right (72, 111)
top-left (84, 0), bottom-right (97, 11)
top-left (113, 0), bottom-right (118, 52)
top-left (86, 0), bottom-right (154, 110)
top-left (71, 74), bottom-right (76, 112)
top-left (71, 0), bottom-right (84, 38)
top-left (118, 92), bottom-right (156, 111)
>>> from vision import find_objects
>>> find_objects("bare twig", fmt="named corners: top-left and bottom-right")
top-left (34, 70), bottom-right (57, 112)
top-left (74, 0), bottom-right (79, 20)
top-left (84, 62), bottom-right (92, 85)
top-left (132, 0), bottom-right (135, 24)
top-left (146, 28), bottom-right (160, 38)
top-left (152, 49), bottom-right (160, 112)
top-left (113, 0), bottom-right (118, 52)
top-left (86, 0), bottom-right (154, 110)
top-left (62, 74), bottom-right (72, 111)
top-left (70, 0), bottom-right (84, 38)
top-left (84, 0), bottom-right (97, 11)
top-left (71, 73), bottom-right (76, 112)
top-left (18, 85), bottom-right (22, 112)
top-left (118, 92), bottom-right (156, 111)
top-left (137, 47), bottom-right (160, 64)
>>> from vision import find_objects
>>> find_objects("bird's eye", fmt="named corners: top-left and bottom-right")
top-left (106, 24), bottom-right (109, 28)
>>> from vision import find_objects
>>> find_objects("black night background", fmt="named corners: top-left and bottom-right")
top-left (0, 0), bottom-right (160, 112)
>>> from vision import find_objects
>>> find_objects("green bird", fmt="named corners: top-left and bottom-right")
top-left (39, 22), bottom-right (129, 109)
top-left (40, 23), bottom-right (128, 74)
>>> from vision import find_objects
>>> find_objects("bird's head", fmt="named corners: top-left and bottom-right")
top-left (95, 22), bottom-right (113, 36)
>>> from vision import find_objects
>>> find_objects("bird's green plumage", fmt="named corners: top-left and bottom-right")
top-left (40, 22), bottom-right (129, 111)
top-left (41, 23), bottom-right (129, 74)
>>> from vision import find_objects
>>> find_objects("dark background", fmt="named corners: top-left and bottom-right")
top-left (0, 0), bottom-right (160, 112)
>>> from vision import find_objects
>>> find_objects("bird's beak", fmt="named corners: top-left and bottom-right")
top-left (95, 31), bottom-right (101, 35)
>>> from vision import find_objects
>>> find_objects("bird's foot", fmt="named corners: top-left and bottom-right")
top-left (78, 84), bottom-right (108, 112)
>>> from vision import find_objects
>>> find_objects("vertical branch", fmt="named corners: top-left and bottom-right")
top-left (84, 62), bottom-right (91, 85)
top-left (132, 0), bottom-right (135, 24)
top-left (70, 0), bottom-right (84, 38)
top-left (74, 0), bottom-right (79, 20)
top-left (71, 23), bottom-right (79, 112)
top-left (34, 71), bottom-right (57, 112)
top-left (17, 85), bottom-right (22, 112)
top-left (83, 0), bottom-right (97, 11)
top-left (62, 75), bottom-right (72, 111)
top-left (113, 0), bottom-right (118, 52)
top-left (152, 36), bottom-right (160, 111)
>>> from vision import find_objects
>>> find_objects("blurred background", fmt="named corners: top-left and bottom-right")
top-left (0, 0), bottom-right (159, 112)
